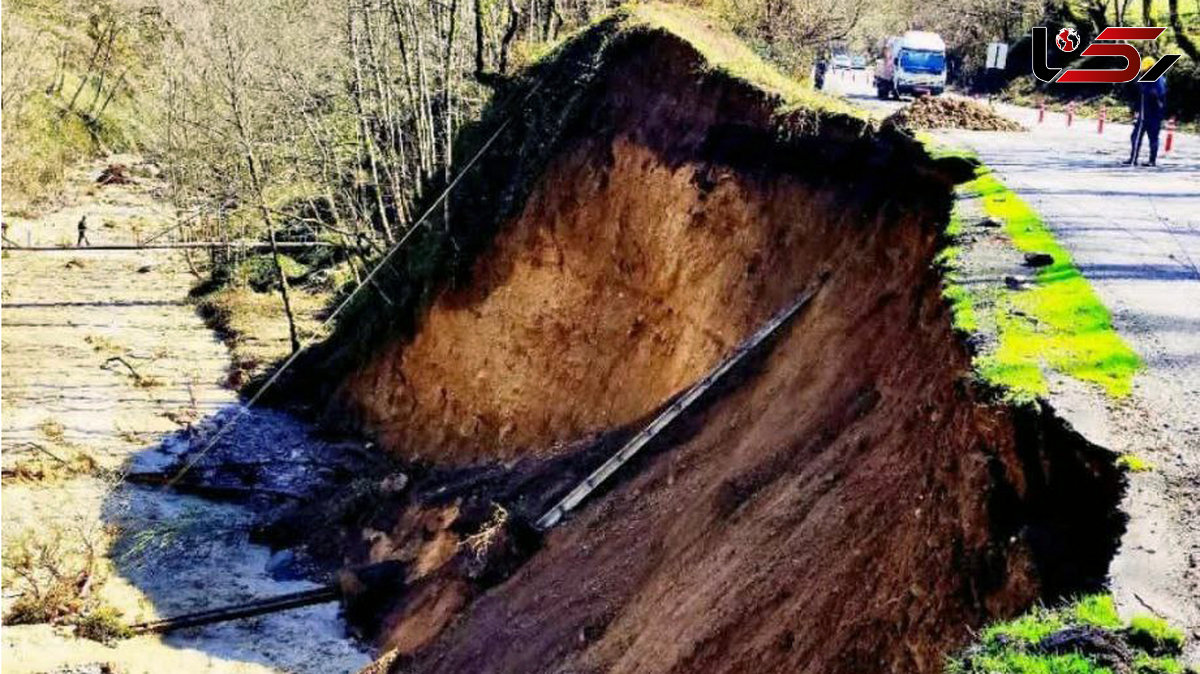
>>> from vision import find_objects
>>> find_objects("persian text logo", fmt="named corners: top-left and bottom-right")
top-left (1032, 26), bottom-right (1181, 83)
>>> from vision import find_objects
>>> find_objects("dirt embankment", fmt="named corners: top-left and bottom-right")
top-left (329, 32), bottom-right (960, 465)
top-left (303, 19), bottom-right (1124, 674)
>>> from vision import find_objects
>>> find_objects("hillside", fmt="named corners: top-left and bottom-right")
top-left (1, 0), bottom-right (160, 211)
top-left (273, 6), bottom-right (1127, 673)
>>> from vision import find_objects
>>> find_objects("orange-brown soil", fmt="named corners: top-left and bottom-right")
top-left (330, 33), bottom-right (949, 465)
top-left (300, 23), bottom-right (1123, 674)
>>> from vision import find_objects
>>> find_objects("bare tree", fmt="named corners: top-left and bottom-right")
top-left (215, 17), bottom-right (301, 353)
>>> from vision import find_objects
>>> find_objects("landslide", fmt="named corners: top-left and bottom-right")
top-left (313, 10), bottom-right (969, 465)
top-left (288, 6), bottom-right (1124, 673)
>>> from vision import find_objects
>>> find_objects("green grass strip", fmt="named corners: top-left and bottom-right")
top-left (627, 3), bottom-right (856, 119)
top-left (949, 594), bottom-right (1187, 674)
top-left (942, 163), bottom-right (1141, 400)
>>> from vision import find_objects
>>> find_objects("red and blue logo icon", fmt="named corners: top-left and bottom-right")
top-left (1055, 27), bottom-right (1080, 52)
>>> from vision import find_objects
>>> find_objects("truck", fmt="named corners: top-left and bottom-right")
top-left (874, 31), bottom-right (947, 99)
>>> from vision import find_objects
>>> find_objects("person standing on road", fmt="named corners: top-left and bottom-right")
top-left (76, 215), bottom-right (91, 247)
top-left (814, 56), bottom-right (828, 91)
top-left (1125, 56), bottom-right (1168, 167)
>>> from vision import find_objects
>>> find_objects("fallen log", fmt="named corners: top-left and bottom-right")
top-left (128, 561), bottom-right (405, 635)
top-left (130, 586), bottom-right (339, 634)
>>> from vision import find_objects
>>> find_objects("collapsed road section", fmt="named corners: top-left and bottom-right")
top-left (250, 5), bottom-right (1129, 673)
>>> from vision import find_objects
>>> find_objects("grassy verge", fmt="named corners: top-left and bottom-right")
top-left (193, 283), bottom-right (331, 389)
top-left (627, 3), bottom-right (853, 119)
top-left (191, 253), bottom-right (346, 389)
top-left (949, 595), bottom-right (1191, 674)
top-left (931, 145), bottom-right (1141, 401)
top-left (929, 147), bottom-right (1171, 673)
top-left (971, 170), bottom-right (1141, 398)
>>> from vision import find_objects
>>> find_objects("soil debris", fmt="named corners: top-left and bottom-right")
top-left (886, 96), bottom-right (1026, 131)
top-left (96, 164), bottom-right (134, 186)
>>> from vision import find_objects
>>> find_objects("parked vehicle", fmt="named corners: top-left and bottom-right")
top-left (874, 31), bottom-right (946, 99)
top-left (851, 54), bottom-right (867, 69)
top-left (832, 54), bottom-right (852, 70)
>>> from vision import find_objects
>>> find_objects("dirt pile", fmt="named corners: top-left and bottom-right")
top-left (886, 96), bottom-right (1026, 131)
top-left (96, 163), bottom-right (135, 185)
top-left (288, 6), bottom-right (1124, 673)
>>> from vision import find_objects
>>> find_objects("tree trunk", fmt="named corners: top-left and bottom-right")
top-left (442, 0), bottom-right (460, 229)
top-left (95, 69), bottom-right (128, 118)
top-left (86, 27), bottom-right (119, 115)
top-left (474, 0), bottom-right (487, 79)
top-left (63, 28), bottom-right (107, 115)
top-left (347, 2), bottom-right (396, 243)
top-left (1168, 0), bottom-right (1199, 61)
top-left (220, 27), bottom-right (301, 354)
top-left (500, 0), bottom-right (520, 74)
top-left (1085, 0), bottom-right (1110, 34)
top-left (246, 152), bottom-right (301, 354)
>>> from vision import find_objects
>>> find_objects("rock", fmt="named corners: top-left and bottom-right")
top-left (1004, 275), bottom-right (1029, 290)
top-left (137, 265), bottom-right (154, 273)
top-left (1024, 252), bottom-right (1055, 268)
top-left (1037, 626), bottom-right (1132, 672)
top-left (97, 164), bottom-right (135, 185)
top-left (381, 472), bottom-right (409, 494)
top-left (265, 549), bottom-right (297, 579)
top-left (979, 217), bottom-right (1002, 228)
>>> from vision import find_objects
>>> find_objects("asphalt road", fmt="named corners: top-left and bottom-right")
top-left (828, 67), bottom-right (1200, 657)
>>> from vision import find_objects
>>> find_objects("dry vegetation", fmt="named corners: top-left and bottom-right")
top-left (2, 446), bottom-right (99, 483)
top-left (193, 284), bottom-right (329, 386)
top-left (2, 526), bottom-right (132, 643)
top-left (0, 0), bottom-right (162, 210)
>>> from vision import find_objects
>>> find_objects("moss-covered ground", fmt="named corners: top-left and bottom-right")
top-left (949, 595), bottom-right (1191, 674)
top-left (931, 144), bottom-right (1141, 401)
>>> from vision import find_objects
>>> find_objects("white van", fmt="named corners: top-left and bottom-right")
top-left (874, 31), bottom-right (947, 99)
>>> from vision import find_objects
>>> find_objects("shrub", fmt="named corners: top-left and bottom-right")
top-left (236, 254), bottom-right (309, 292)
top-left (74, 605), bottom-right (133, 643)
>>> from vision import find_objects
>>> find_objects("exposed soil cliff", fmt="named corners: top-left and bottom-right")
top-left (326, 27), bottom-right (960, 464)
top-left (289, 8), bottom-right (1124, 673)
